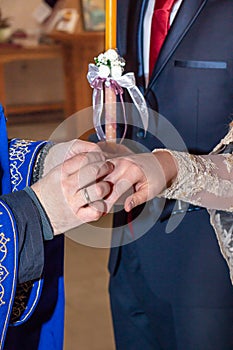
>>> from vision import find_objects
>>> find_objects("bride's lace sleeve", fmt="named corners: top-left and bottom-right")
top-left (154, 128), bottom-right (233, 212)
top-left (156, 151), bottom-right (233, 211)
top-left (154, 126), bottom-right (233, 284)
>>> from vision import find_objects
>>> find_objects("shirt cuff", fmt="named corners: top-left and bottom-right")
top-left (23, 186), bottom-right (54, 241)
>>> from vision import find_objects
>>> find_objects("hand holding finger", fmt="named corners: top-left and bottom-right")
top-left (103, 152), bottom-right (169, 212)
top-left (32, 153), bottom-right (114, 234)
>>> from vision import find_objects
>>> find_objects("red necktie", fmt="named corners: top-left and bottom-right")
top-left (149, 0), bottom-right (176, 76)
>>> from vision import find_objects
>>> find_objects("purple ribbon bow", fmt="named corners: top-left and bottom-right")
top-left (87, 63), bottom-right (149, 142)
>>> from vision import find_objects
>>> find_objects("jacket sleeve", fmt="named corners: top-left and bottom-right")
top-left (0, 189), bottom-right (44, 284)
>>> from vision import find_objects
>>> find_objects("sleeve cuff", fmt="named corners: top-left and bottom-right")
top-left (23, 186), bottom-right (54, 241)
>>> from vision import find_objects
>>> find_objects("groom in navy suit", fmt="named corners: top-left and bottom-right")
top-left (109, 0), bottom-right (233, 349)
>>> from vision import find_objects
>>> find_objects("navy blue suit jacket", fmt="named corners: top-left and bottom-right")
top-left (109, 0), bottom-right (233, 298)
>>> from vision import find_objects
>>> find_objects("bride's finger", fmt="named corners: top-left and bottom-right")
top-left (104, 178), bottom-right (135, 211)
top-left (124, 187), bottom-right (149, 212)
top-left (76, 161), bottom-right (114, 189)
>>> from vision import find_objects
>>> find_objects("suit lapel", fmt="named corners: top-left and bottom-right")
top-left (123, 0), bottom-right (144, 73)
top-left (123, 0), bottom-right (150, 91)
top-left (146, 0), bottom-right (208, 92)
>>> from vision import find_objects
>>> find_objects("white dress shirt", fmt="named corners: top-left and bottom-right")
top-left (143, 0), bottom-right (183, 84)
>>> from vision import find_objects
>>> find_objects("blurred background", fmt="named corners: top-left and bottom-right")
top-left (4, 0), bottom-right (115, 349)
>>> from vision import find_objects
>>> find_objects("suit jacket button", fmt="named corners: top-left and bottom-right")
top-left (136, 129), bottom-right (145, 139)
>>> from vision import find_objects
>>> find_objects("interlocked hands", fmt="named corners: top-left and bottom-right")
top-left (32, 140), bottom-right (177, 235)
top-left (32, 140), bottom-right (113, 235)
top-left (99, 143), bottom-right (177, 212)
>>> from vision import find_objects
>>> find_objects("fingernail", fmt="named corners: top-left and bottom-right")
top-left (128, 199), bottom-right (135, 211)
top-left (106, 161), bottom-right (115, 171)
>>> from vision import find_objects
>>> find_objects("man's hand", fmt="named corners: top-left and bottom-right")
top-left (32, 151), bottom-right (114, 234)
top-left (43, 139), bottom-right (106, 176)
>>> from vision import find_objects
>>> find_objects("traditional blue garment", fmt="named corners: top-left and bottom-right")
top-left (0, 106), bottom-right (64, 350)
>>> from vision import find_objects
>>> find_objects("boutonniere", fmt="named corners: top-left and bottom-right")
top-left (94, 49), bottom-right (126, 79)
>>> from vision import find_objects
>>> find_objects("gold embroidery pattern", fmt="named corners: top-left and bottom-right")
top-left (0, 212), bottom-right (10, 307)
top-left (9, 140), bottom-right (32, 192)
top-left (8, 139), bottom-right (42, 323)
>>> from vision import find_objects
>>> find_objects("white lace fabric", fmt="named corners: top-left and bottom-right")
top-left (156, 151), bottom-right (233, 212)
top-left (153, 125), bottom-right (233, 283)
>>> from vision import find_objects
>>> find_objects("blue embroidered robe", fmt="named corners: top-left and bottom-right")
top-left (0, 106), bottom-right (64, 350)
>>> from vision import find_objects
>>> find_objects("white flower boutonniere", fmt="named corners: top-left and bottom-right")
top-left (94, 49), bottom-right (126, 79)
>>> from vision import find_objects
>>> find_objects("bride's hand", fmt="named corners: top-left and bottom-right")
top-left (104, 151), bottom-right (177, 212)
